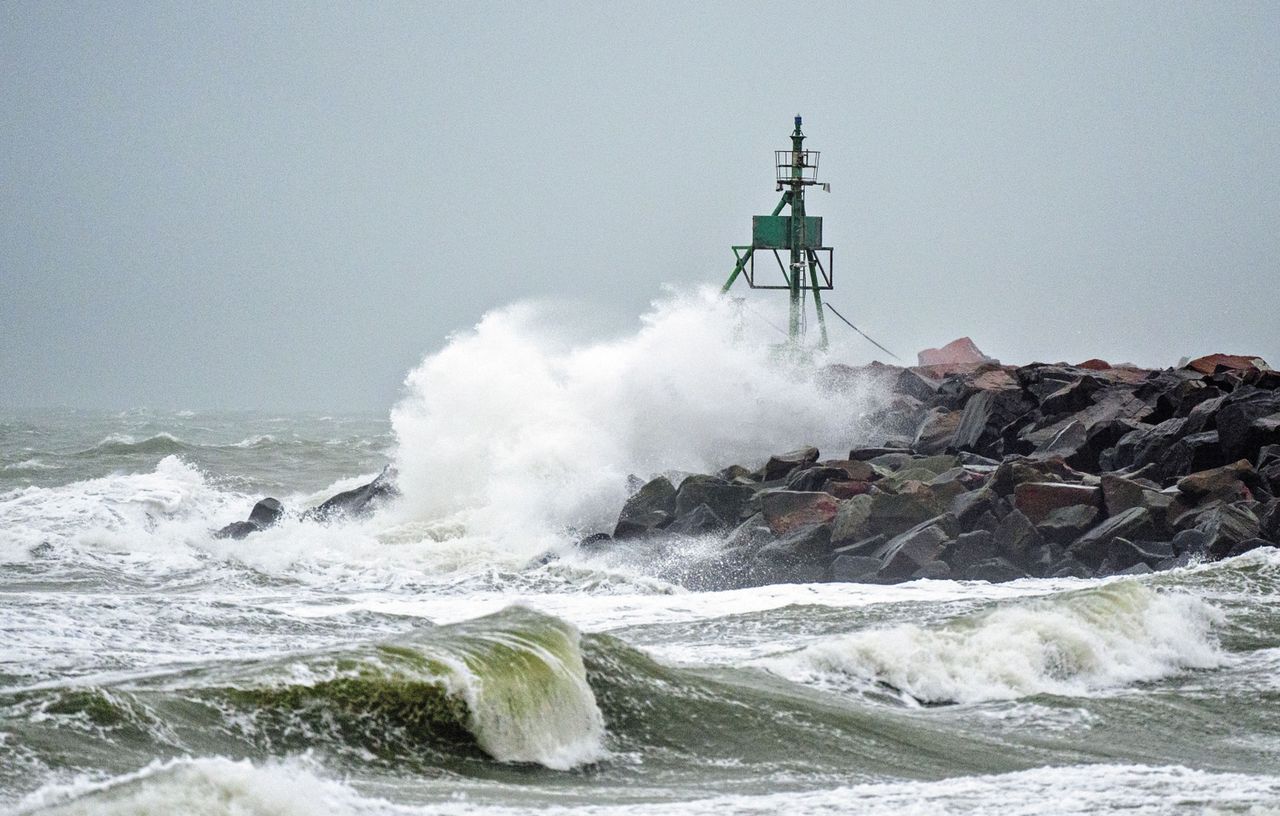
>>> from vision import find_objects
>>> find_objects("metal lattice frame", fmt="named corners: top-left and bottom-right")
top-left (722, 116), bottom-right (832, 349)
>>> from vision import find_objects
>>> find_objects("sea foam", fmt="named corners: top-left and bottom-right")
top-left (763, 580), bottom-right (1227, 703)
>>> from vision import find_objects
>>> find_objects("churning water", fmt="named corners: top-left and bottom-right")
top-left (3, 291), bottom-right (1279, 814)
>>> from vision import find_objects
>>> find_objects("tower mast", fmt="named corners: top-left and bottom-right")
top-left (722, 115), bottom-right (833, 350)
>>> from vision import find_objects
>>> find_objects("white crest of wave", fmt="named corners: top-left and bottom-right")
top-left (0, 456), bottom-right (242, 562)
top-left (389, 288), bottom-right (880, 553)
top-left (764, 581), bottom-right (1227, 703)
top-left (14, 756), bottom-right (383, 816)
top-left (445, 607), bottom-right (607, 769)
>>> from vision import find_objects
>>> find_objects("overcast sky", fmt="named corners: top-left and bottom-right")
top-left (2, 2), bottom-right (1276, 411)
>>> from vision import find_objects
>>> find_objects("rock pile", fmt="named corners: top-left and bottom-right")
top-left (590, 352), bottom-right (1280, 586)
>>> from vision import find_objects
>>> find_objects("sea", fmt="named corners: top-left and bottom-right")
top-left (2, 293), bottom-right (1278, 815)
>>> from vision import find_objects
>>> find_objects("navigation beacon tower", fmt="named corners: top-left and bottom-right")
top-left (721, 115), bottom-right (833, 349)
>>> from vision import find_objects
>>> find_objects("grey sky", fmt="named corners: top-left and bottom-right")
top-left (2, 2), bottom-right (1276, 411)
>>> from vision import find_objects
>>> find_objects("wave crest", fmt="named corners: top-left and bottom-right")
top-left (764, 581), bottom-right (1227, 704)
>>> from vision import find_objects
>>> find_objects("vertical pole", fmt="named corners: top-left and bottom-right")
top-left (806, 250), bottom-right (829, 349)
top-left (788, 115), bottom-right (805, 345)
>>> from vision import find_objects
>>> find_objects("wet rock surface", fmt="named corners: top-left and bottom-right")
top-left (591, 353), bottom-right (1280, 587)
top-left (214, 467), bottom-right (399, 539)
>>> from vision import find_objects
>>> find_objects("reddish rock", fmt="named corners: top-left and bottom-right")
top-left (1078, 359), bottom-right (1112, 370)
top-left (917, 337), bottom-right (998, 368)
top-left (1098, 367), bottom-right (1150, 386)
top-left (1176, 459), bottom-right (1255, 502)
top-left (1013, 481), bottom-right (1102, 524)
top-left (1184, 354), bottom-right (1271, 376)
top-left (761, 491), bottom-right (840, 534)
top-left (970, 367), bottom-right (1018, 391)
top-left (912, 408), bottom-right (962, 454)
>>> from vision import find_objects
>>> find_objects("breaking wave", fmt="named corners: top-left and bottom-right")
top-left (388, 288), bottom-right (886, 553)
top-left (763, 581), bottom-right (1227, 704)
top-left (5, 607), bottom-right (605, 772)
top-left (0, 455), bottom-right (241, 561)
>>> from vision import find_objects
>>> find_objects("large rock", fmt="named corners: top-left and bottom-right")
top-left (762, 447), bottom-right (820, 481)
top-left (865, 489), bottom-right (947, 536)
top-left (1217, 389), bottom-right (1280, 462)
top-left (1013, 482), bottom-right (1101, 523)
top-left (943, 530), bottom-right (997, 573)
top-left (666, 503), bottom-right (728, 536)
top-left (918, 337), bottom-right (998, 368)
top-left (785, 466), bottom-right (855, 493)
top-left (1193, 503), bottom-right (1262, 558)
top-left (1117, 418), bottom-right (1189, 473)
top-left (913, 408), bottom-right (963, 454)
top-left (1226, 538), bottom-right (1274, 558)
top-left (818, 459), bottom-right (877, 482)
top-left (1039, 375), bottom-right (1108, 418)
top-left (1170, 528), bottom-right (1211, 558)
top-left (951, 388), bottom-right (1035, 457)
top-left (248, 498), bottom-right (285, 528)
top-left (1183, 354), bottom-right (1271, 376)
top-left (993, 509), bottom-right (1046, 568)
top-left (1101, 473), bottom-right (1174, 520)
top-left (308, 468), bottom-right (398, 522)
top-left (895, 368), bottom-right (942, 401)
top-left (1106, 538), bottom-right (1175, 571)
top-left (1152, 379), bottom-right (1220, 423)
top-left (760, 490), bottom-right (840, 534)
top-left (1156, 430), bottom-right (1229, 480)
top-left (675, 475), bottom-right (754, 526)
top-left (991, 458), bottom-right (1067, 496)
top-left (831, 494), bottom-right (875, 544)
top-left (951, 486), bottom-right (998, 528)
top-left (1176, 460), bottom-right (1255, 503)
top-left (753, 523), bottom-right (833, 580)
top-left (1069, 506), bottom-right (1157, 567)
top-left (873, 521), bottom-right (951, 581)
top-left (1037, 503), bottom-right (1101, 544)
top-left (1182, 394), bottom-right (1227, 435)
top-left (614, 476), bottom-right (677, 538)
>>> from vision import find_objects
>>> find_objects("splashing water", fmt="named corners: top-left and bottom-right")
top-left (389, 288), bottom-right (885, 554)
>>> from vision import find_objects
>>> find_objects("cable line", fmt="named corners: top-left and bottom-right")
top-left (824, 303), bottom-right (903, 362)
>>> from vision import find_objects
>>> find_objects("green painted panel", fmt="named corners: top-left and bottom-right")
top-left (752, 216), bottom-right (790, 248)
top-left (801, 216), bottom-right (822, 249)
top-left (751, 216), bottom-right (823, 249)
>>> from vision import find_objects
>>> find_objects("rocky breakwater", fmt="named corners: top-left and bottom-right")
top-left (590, 351), bottom-right (1280, 587)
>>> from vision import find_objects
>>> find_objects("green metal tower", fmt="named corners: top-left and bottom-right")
top-left (722, 115), bottom-right (833, 349)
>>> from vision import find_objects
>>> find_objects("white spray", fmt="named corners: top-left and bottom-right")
top-left (389, 288), bottom-right (886, 555)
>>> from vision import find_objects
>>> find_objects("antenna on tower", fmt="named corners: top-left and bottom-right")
top-left (721, 115), bottom-right (833, 350)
